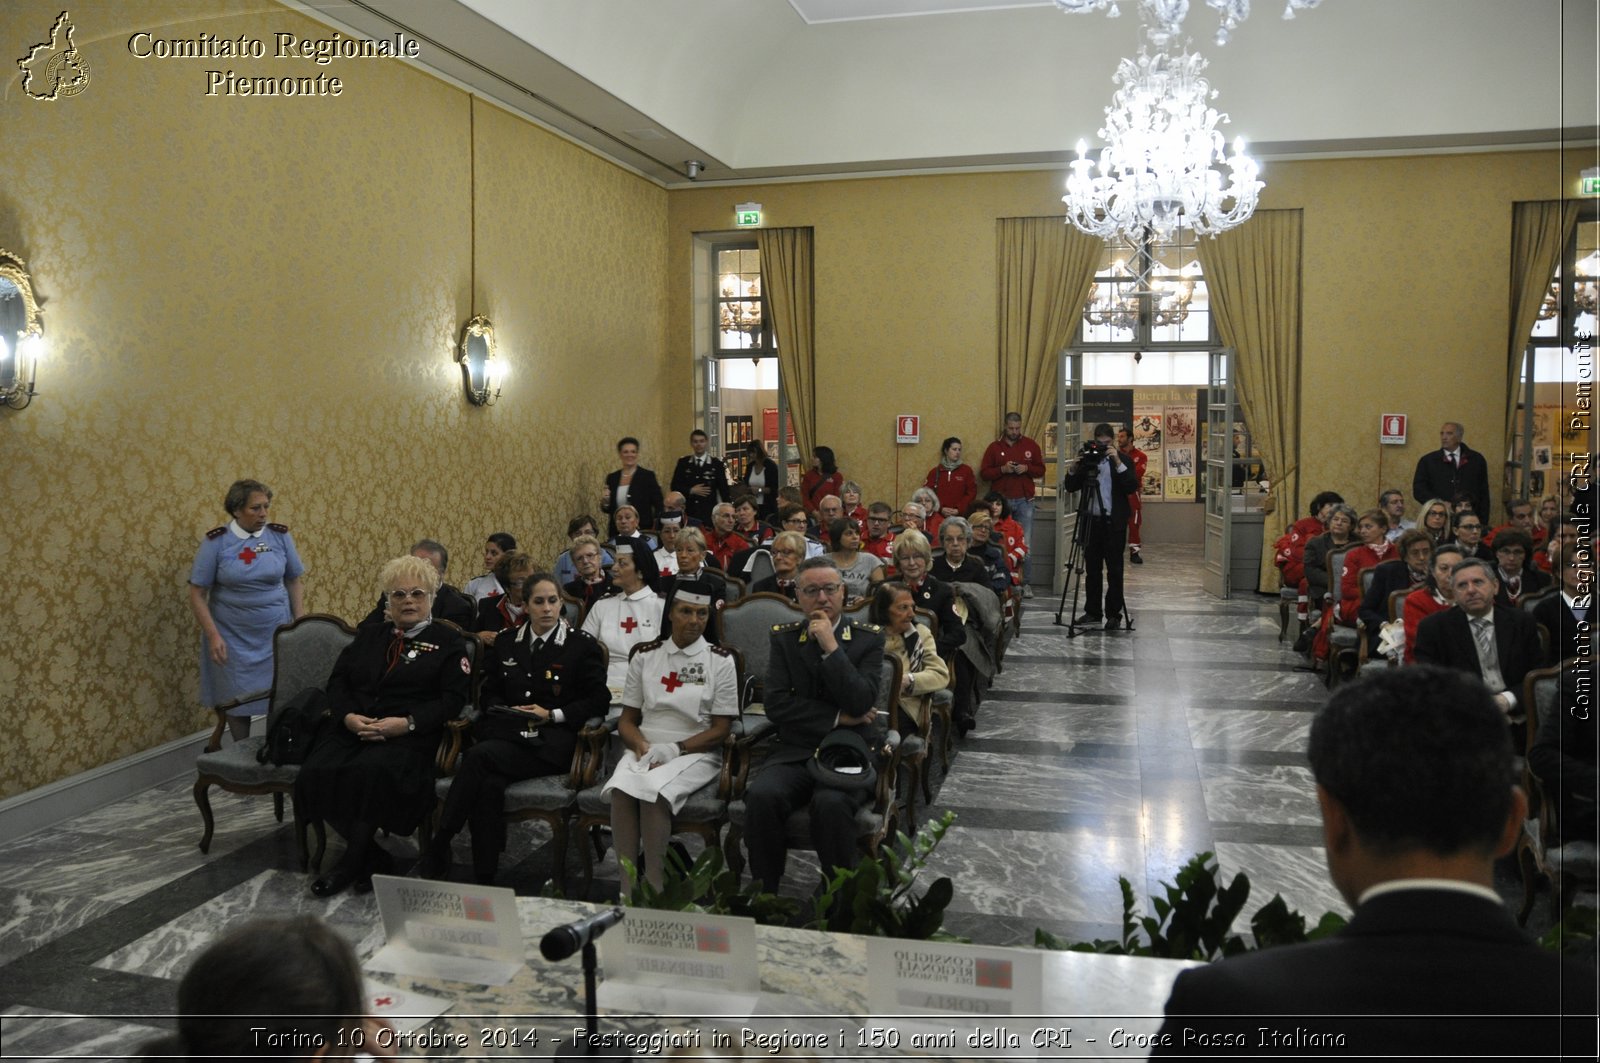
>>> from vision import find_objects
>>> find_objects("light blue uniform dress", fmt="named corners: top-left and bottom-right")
top-left (189, 521), bottom-right (305, 718)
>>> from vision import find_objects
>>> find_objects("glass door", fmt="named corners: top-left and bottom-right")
top-left (1055, 348), bottom-right (1085, 596)
top-left (1202, 348), bottom-right (1234, 599)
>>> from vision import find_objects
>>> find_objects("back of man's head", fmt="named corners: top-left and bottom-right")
top-left (1308, 666), bottom-right (1514, 860)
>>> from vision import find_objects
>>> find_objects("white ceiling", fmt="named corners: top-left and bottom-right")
top-left (302, 0), bottom-right (1597, 186)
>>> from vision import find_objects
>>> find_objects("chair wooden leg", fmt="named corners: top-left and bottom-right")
top-left (194, 779), bottom-right (216, 854)
top-left (273, 792), bottom-right (285, 823)
top-left (1278, 600), bottom-right (1290, 641)
top-left (724, 824), bottom-right (747, 881)
top-left (1517, 839), bottom-right (1539, 926)
top-left (293, 801), bottom-right (309, 871)
top-left (550, 817), bottom-right (570, 896)
top-left (310, 821), bottom-right (327, 872)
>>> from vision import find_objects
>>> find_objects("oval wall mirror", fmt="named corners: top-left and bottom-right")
top-left (456, 315), bottom-right (500, 406)
top-left (0, 249), bottom-right (44, 409)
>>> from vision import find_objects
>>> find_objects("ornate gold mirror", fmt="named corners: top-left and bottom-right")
top-left (456, 315), bottom-right (501, 406)
top-left (0, 249), bottom-right (43, 409)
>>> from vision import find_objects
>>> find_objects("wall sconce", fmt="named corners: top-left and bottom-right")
top-left (457, 314), bottom-right (503, 406)
top-left (0, 249), bottom-right (44, 410)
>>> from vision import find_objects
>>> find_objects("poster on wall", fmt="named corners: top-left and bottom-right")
top-left (1165, 446), bottom-right (1196, 501)
top-left (1532, 405), bottom-right (1559, 448)
top-left (1164, 406), bottom-right (1197, 446)
top-left (1131, 406), bottom-right (1164, 497)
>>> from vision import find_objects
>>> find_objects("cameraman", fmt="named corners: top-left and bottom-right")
top-left (1063, 423), bottom-right (1140, 628)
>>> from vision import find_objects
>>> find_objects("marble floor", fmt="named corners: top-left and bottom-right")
top-left (0, 545), bottom-right (1553, 1054)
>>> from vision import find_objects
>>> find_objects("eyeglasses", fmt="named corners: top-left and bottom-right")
top-left (387, 588), bottom-right (429, 602)
top-left (797, 582), bottom-right (843, 598)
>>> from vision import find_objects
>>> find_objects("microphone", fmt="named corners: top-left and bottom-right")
top-left (539, 906), bottom-right (625, 962)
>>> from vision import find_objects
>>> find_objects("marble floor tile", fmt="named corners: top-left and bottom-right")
top-left (1212, 842), bottom-right (1350, 926)
top-left (1159, 613), bottom-right (1280, 636)
top-left (1185, 707), bottom-right (1313, 754)
top-left (1157, 668), bottom-right (1327, 702)
top-left (967, 701), bottom-right (1139, 745)
top-left (1166, 638), bottom-right (1306, 666)
top-left (93, 870), bottom-right (382, 980)
top-left (1197, 763), bottom-right (1321, 826)
top-left (932, 826), bottom-right (1146, 924)
top-left (985, 660), bottom-right (1137, 696)
top-left (0, 1007), bottom-right (165, 1063)
top-left (937, 751), bottom-right (1143, 816)
top-left (0, 887), bottom-right (126, 968)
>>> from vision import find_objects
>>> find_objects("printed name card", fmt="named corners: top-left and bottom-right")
top-left (366, 875), bottom-right (524, 985)
top-left (597, 909), bottom-right (759, 1016)
top-left (867, 938), bottom-right (1046, 1016)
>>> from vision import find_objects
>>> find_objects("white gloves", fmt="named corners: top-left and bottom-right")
top-left (642, 742), bottom-right (681, 767)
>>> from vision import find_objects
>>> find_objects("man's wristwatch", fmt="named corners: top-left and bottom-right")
top-left (405, 715), bottom-right (417, 733)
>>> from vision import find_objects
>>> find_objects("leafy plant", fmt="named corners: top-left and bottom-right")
top-left (1538, 903), bottom-right (1598, 954)
top-left (1034, 851), bottom-right (1345, 961)
top-left (620, 811), bottom-right (963, 941)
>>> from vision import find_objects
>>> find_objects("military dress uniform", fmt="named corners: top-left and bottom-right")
top-left (430, 620), bottom-right (608, 881)
top-left (671, 453), bottom-right (730, 525)
top-left (745, 617), bottom-right (884, 892)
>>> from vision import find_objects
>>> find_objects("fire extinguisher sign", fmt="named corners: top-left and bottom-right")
top-left (1380, 414), bottom-right (1407, 445)
top-left (896, 415), bottom-right (921, 444)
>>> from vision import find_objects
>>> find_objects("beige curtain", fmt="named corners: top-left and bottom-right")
top-left (1196, 210), bottom-right (1303, 592)
top-left (996, 218), bottom-right (1103, 441)
top-left (1504, 201), bottom-right (1579, 468)
top-left (757, 227), bottom-right (816, 462)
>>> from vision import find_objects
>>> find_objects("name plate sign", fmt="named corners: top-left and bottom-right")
top-left (367, 875), bottom-right (524, 985)
top-left (598, 908), bottom-right (759, 1016)
top-left (868, 938), bottom-right (1045, 1016)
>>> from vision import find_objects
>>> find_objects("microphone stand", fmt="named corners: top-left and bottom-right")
top-left (557, 940), bottom-right (626, 1062)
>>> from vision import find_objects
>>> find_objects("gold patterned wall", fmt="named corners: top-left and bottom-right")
top-left (0, 0), bottom-right (668, 798)
top-left (668, 152), bottom-right (1578, 523)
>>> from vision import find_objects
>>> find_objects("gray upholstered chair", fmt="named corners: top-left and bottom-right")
top-left (192, 613), bottom-right (354, 867)
top-left (1517, 661), bottom-right (1596, 924)
top-left (718, 592), bottom-right (805, 713)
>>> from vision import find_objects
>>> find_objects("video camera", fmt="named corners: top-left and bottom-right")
top-left (1078, 438), bottom-right (1111, 462)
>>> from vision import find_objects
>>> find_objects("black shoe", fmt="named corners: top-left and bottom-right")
top-left (1129, 551), bottom-right (1143, 564)
top-left (956, 715), bottom-right (976, 737)
top-left (1104, 616), bottom-right (1122, 630)
top-left (310, 867), bottom-right (357, 897)
top-left (352, 875), bottom-right (375, 894)
top-left (1073, 613), bottom-right (1103, 626)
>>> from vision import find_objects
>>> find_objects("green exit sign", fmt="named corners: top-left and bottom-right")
top-left (736, 210), bottom-right (761, 227)
top-left (1583, 176), bottom-right (1600, 196)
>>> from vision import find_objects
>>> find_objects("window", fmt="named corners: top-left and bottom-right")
top-left (1078, 225), bottom-right (1214, 350)
top-left (700, 240), bottom-right (800, 486)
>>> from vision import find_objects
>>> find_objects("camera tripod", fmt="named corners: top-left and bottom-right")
top-left (1053, 452), bottom-right (1136, 638)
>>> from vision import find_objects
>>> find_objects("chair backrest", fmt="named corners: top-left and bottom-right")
top-left (842, 599), bottom-right (938, 640)
top-left (266, 614), bottom-right (356, 727)
top-left (1521, 587), bottom-right (1557, 614)
top-left (1386, 588), bottom-right (1410, 623)
top-left (719, 593), bottom-right (804, 694)
top-left (559, 592), bottom-right (585, 628)
top-left (722, 572), bottom-right (748, 605)
top-left (1359, 566), bottom-right (1376, 596)
top-left (744, 549), bottom-right (776, 586)
top-left (1327, 549), bottom-right (1350, 601)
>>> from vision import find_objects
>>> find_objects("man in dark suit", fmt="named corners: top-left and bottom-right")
top-left (1414, 557), bottom-right (1543, 718)
top-left (1155, 666), bottom-right (1595, 1058)
top-left (745, 557), bottom-right (884, 893)
top-left (670, 429), bottom-right (730, 526)
top-left (1062, 422), bottom-right (1140, 629)
top-left (1412, 420), bottom-right (1490, 522)
top-left (359, 539), bottom-right (474, 629)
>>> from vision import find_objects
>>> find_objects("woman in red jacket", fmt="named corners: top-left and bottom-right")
top-left (800, 445), bottom-right (843, 513)
top-left (1401, 543), bottom-right (1464, 663)
top-left (925, 437), bottom-right (978, 519)
top-left (1336, 509), bottom-right (1396, 625)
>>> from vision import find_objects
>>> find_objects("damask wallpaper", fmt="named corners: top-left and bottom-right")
top-left (0, 0), bottom-right (669, 798)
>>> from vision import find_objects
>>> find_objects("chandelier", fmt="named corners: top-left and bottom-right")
top-left (1084, 239), bottom-right (1199, 331)
top-left (1063, 47), bottom-right (1261, 244)
top-left (1537, 249), bottom-right (1600, 321)
top-left (1053, 0), bottom-right (1322, 47)
top-left (718, 272), bottom-right (763, 346)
